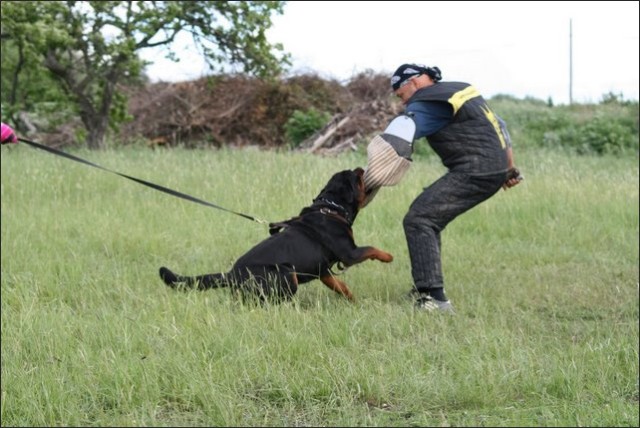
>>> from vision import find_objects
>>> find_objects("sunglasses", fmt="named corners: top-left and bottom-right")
top-left (397, 74), bottom-right (422, 89)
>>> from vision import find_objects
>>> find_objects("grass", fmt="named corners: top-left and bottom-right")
top-left (1, 144), bottom-right (638, 426)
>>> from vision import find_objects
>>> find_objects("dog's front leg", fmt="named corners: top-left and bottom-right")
top-left (343, 246), bottom-right (393, 266)
top-left (320, 275), bottom-right (355, 301)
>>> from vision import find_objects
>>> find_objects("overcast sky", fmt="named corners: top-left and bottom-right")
top-left (142, 1), bottom-right (639, 105)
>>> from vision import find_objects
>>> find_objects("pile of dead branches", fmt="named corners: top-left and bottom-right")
top-left (120, 70), bottom-right (403, 153)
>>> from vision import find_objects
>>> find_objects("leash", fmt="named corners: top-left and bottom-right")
top-left (17, 137), bottom-right (268, 225)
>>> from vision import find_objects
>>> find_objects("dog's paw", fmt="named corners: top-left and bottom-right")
top-left (379, 252), bottom-right (394, 263)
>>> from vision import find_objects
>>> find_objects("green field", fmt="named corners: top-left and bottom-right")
top-left (1, 145), bottom-right (638, 426)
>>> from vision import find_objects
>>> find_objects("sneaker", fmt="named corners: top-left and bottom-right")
top-left (414, 293), bottom-right (454, 313)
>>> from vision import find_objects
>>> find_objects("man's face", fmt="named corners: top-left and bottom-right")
top-left (394, 75), bottom-right (419, 104)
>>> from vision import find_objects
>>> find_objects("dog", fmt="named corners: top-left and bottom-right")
top-left (159, 167), bottom-right (393, 303)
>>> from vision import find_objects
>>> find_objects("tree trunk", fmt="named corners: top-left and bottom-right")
top-left (44, 50), bottom-right (117, 150)
top-left (77, 78), bottom-right (117, 150)
top-left (85, 116), bottom-right (109, 150)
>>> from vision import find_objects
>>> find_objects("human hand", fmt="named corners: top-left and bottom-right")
top-left (1, 123), bottom-right (18, 144)
top-left (503, 167), bottom-right (523, 190)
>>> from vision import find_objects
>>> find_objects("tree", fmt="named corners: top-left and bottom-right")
top-left (1, 1), bottom-right (289, 149)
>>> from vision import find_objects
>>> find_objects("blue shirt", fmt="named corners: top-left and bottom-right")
top-left (405, 101), bottom-right (453, 140)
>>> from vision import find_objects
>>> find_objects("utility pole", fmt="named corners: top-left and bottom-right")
top-left (569, 18), bottom-right (573, 105)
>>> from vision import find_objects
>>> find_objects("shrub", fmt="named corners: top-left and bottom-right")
top-left (556, 116), bottom-right (639, 155)
top-left (491, 95), bottom-right (639, 155)
top-left (284, 108), bottom-right (331, 147)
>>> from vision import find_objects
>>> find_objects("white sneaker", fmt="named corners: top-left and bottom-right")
top-left (414, 294), bottom-right (454, 313)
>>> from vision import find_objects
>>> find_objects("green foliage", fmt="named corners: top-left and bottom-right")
top-left (0, 13), bottom-right (74, 127)
top-left (109, 91), bottom-right (134, 132)
top-left (284, 108), bottom-right (331, 147)
top-left (490, 95), bottom-right (639, 155)
top-left (600, 91), bottom-right (636, 106)
top-left (546, 115), bottom-right (638, 155)
top-left (1, 1), bottom-right (290, 148)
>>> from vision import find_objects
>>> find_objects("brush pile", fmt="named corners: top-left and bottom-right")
top-left (120, 71), bottom-right (403, 153)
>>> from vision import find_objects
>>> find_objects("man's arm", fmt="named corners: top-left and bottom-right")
top-left (497, 116), bottom-right (523, 189)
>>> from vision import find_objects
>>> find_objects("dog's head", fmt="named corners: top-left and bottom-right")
top-left (311, 167), bottom-right (366, 224)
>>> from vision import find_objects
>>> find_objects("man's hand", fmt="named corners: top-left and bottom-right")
top-left (503, 167), bottom-right (523, 190)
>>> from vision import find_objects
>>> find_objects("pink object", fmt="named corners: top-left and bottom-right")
top-left (1, 122), bottom-right (18, 144)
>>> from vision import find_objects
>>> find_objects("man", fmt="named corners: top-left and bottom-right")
top-left (364, 64), bottom-right (522, 312)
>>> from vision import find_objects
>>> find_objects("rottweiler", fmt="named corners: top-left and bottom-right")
top-left (159, 167), bottom-right (393, 303)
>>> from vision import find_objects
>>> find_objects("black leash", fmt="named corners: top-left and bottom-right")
top-left (17, 137), bottom-right (268, 225)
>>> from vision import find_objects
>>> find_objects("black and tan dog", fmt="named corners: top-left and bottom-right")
top-left (159, 167), bottom-right (393, 303)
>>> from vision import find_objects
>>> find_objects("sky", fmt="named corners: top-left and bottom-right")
top-left (141, 1), bottom-right (639, 105)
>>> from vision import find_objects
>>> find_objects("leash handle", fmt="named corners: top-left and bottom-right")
top-left (17, 137), bottom-right (268, 224)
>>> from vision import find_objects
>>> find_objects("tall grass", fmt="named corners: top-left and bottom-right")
top-left (1, 145), bottom-right (638, 426)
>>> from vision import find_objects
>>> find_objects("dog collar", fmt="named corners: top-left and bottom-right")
top-left (318, 198), bottom-right (352, 224)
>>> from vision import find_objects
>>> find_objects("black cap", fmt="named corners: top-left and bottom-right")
top-left (390, 64), bottom-right (428, 91)
top-left (390, 64), bottom-right (442, 91)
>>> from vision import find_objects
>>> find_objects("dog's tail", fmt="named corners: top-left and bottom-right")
top-left (159, 267), bottom-right (228, 290)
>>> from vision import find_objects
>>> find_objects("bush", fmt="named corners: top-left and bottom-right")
top-left (555, 116), bottom-right (639, 155)
top-left (284, 107), bottom-right (331, 147)
top-left (491, 95), bottom-right (639, 155)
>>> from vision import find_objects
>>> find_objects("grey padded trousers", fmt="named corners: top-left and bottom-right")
top-left (403, 170), bottom-right (507, 292)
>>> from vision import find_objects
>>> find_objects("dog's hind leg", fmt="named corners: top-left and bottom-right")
top-left (320, 274), bottom-right (355, 301)
top-left (159, 267), bottom-right (228, 290)
top-left (232, 264), bottom-right (299, 303)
